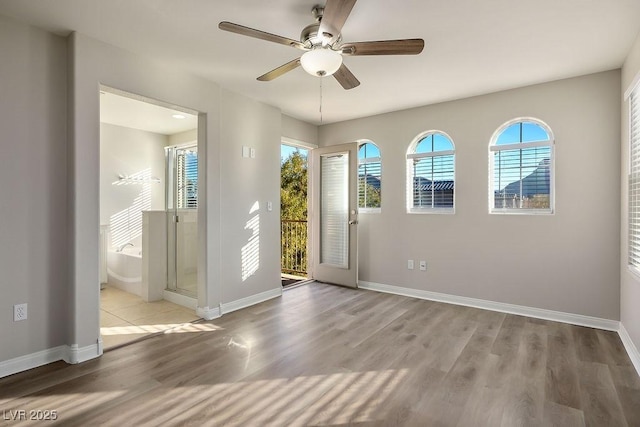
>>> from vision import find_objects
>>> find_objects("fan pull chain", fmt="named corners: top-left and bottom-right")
top-left (319, 77), bottom-right (323, 124)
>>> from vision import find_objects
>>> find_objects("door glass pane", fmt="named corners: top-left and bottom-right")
top-left (320, 153), bottom-right (349, 268)
top-left (166, 145), bottom-right (198, 297)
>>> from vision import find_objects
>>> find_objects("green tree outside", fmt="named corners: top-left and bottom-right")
top-left (281, 150), bottom-right (308, 274)
top-left (281, 151), bottom-right (308, 220)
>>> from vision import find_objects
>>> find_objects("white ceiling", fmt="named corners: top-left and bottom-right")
top-left (1, 0), bottom-right (639, 125)
top-left (100, 91), bottom-right (198, 135)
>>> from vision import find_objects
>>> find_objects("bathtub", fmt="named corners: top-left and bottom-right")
top-left (107, 246), bottom-right (143, 296)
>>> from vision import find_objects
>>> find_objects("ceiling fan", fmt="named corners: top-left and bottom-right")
top-left (218, 0), bottom-right (424, 90)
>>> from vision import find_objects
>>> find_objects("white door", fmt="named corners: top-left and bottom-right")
top-left (310, 143), bottom-right (358, 288)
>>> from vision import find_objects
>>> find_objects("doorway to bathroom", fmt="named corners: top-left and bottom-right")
top-left (99, 88), bottom-right (201, 349)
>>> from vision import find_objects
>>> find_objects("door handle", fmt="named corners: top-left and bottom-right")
top-left (349, 220), bottom-right (358, 225)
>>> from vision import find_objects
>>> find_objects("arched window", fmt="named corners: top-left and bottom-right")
top-left (490, 118), bottom-right (554, 213)
top-left (358, 142), bottom-right (381, 211)
top-left (407, 131), bottom-right (455, 213)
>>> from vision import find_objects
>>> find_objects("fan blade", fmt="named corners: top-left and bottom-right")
top-left (219, 21), bottom-right (307, 51)
top-left (341, 39), bottom-right (425, 56)
top-left (257, 58), bottom-right (301, 81)
top-left (333, 64), bottom-right (360, 90)
top-left (319, 0), bottom-right (357, 43)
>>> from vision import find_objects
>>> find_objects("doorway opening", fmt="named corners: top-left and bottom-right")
top-left (280, 143), bottom-right (310, 288)
top-left (99, 88), bottom-right (201, 349)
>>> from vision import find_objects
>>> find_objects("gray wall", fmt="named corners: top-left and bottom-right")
top-left (220, 89), bottom-right (282, 304)
top-left (282, 114), bottom-right (318, 145)
top-left (621, 32), bottom-right (640, 353)
top-left (0, 15), bottom-right (68, 360)
top-left (319, 70), bottom-right (621, 320)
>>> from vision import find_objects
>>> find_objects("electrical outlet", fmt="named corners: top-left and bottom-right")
top-left (14, 303), bottom-right (27, 321)
top-left (407, 260), bottom-right (414, 270)
top-left (419, 261), bottom-right (427, 271)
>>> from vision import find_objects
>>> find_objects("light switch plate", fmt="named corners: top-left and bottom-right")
top-left (408, 260), bottom-right (414, 270)
top-left (419, 261), bottom-right (427, 271)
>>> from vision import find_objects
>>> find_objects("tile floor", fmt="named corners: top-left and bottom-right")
top-left (100, 286), bottom-right (200, 349)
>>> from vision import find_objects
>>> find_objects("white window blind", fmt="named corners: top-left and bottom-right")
top-left (320, 153), bottom-right (349, 268)
top-left (491, 145), bottom-right (551, 210)
top-left (410, 153), bottom-right (455, 209)
top-left (490, 120), bottom-right (553, 213)
top-left (406, 132), bottom-right (455, 213)
top-left (629, 88), bottom-right (640, 269)
top-left (177, 148), bottom-right (198, 209)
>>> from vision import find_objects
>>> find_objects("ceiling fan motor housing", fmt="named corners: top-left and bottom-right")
top-left (302, 6), bottom-right (341, 47)
top-left (300, 23), bottom-right (320, 46)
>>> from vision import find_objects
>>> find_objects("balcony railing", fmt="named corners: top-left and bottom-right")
top-left (281, 219), bottom-right (307, 275)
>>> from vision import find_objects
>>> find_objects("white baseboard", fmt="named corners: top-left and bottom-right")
top-left (0, 346), bottom-right (66, 378)
top-left (358, 281), bottom-right (620, 331)
top-left (196, 305), bottom-right (221, 320)
top-left (163, 289), bottom-right (197, 310)
top-left (619, 323), bottom-right (640, 377)
top-left (1, 340), bottom-right (102, 379)
top-left (221, 287), bottom-right (282, 315)
top-left (63, 341), bottom-right (102, 365)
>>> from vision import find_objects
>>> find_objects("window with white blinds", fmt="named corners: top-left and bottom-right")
top-left (629, 87), bottom-right (640, 269)
top-left (490, 120), bottom-right (553, 214)
top-left (177, 147), bottom-right (198, 209)
top-left (358, 142), bottom-right (381, 211)
top-left (320, 153), bottom-right (349, 268)
top-left (406, 132), bottom-right (455, 213)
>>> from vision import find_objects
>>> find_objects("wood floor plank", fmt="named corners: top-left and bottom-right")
top-left (499, 323), bottom-right (547, 426)
top-left (597, 329), bottom-right (634, 367)
top-left (0, 282), bottom-right (637, 427)
top-left (543, 400), bottom-right (586, 427)
top-left (491, 314), bottom-right (526, 357)
top-left (456, 354), bottom-right (508, 427)
top-left (500, 375), bottom-right (545, 426)
top-left (614, 385), bottom-right (640, 426)
top-left (409, 331), bottom-right (495, 426)
top-left (573, 326), bottom-right (610, 364)
top-left (578, 361), bottom-right (629, 427)
top-left (546, 333), bottom-right (582, 410)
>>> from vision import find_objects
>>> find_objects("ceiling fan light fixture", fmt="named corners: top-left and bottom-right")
top-left (300, 47), bottom-right (343, 77)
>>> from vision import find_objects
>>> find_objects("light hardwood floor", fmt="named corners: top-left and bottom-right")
top-left (1, 283), bottom-right (639, 426)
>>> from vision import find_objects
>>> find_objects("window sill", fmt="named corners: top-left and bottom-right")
top-left (408, 208), bottom-right (455, 215)
top-left (490, 208), bottom-right (553, 215)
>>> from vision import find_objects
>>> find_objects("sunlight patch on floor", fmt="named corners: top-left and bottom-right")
top-left (100, 322), bottom-right (222, 336)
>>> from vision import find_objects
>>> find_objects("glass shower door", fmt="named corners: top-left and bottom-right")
top-left (166, 145), bottom-right (198, 297)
